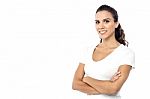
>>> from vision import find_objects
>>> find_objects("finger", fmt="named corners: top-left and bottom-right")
top-left (111, 71), bottom-right (121, 81)
top-left (113, 76), bottom-right (119, 80)
top-left (111, 74), bottom-right (121, 82)
top-left (113, 72), bottom-right (120, 77)
top-left (115, 71), bottom-right (121, 75)
top-left (118, 74), bottom-right (121, 77)
top-left (111, 77), bottom-right (118, 81)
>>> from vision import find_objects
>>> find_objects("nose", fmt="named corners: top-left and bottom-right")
top-left (96, 22), bottom-right (104, 29)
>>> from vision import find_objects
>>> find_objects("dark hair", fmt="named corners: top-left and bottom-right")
top-left (96, 5), bottom-right (128, 46)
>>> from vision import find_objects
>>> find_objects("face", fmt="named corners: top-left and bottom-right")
top-left (95, 11), bottom-right (118, 40)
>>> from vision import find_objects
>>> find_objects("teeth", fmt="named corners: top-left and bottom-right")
top-left (101, 31), bottom-right (105, 34)
top-left (99, 30), bottom-right (107, 34)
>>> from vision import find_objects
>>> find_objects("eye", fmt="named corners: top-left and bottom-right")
top-left (103, 19), bottom-right (110, 23)
top-left (95, 20), bottom-right (100, 24)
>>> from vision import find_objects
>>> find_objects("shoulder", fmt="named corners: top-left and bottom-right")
top-left (117, 44), bottom-right (135, 61)
top-left (118, 45), bottom-right (135, 68)
top-left (83, 42), bottom-right (98, 53)
top-left (79, 43), bottom-right (98, 64)
top-left (120, 44), bottom-right (135, 55)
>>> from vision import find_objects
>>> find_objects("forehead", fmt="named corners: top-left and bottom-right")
top-left (95, 11), bottom-right (113, 20)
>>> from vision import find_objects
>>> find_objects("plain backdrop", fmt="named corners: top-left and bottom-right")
top-left (0, 0), bottom-right (149, 99)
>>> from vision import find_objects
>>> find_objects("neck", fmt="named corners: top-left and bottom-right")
top-left (100, 35), bottom-right (120, 48)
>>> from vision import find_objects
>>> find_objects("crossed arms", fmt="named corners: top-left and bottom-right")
top-left (72, 63), bottom-right (132, 95)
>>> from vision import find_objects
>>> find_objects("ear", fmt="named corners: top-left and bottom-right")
top-left (115, 22), bottom-right (119, 28)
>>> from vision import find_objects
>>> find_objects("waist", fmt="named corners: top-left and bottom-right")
top-left (86, 94), bottom-right (121, 99)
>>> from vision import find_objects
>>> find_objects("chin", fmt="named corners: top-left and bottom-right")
top-left (100, 36), bottom-right (108, 39)
top-left (99, 34), bottom-right (107, 39)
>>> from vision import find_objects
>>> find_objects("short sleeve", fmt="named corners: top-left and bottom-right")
top-left (119, 48), bottom-right (135, 69)
top-left (78, 47), bottom-right (88, 64)
top-left (78, 44), bottom-right (95, 64)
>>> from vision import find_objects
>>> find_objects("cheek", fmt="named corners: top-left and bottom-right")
top-left (107, 24), bottom-right (116, 32)
top-left (95, 25), bottom-right (99, 30)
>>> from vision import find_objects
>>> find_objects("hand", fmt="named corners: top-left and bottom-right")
top-left (111, 71), bottom-right (121, 82)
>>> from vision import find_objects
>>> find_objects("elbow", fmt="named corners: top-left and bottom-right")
top-left (72, 80), bottom-right (83, 91)
top-left (72, 84), bottom-right (76, 90)
top-left (72, 82), bottom-right (78, 90)
top-left (109, 90), bottom-right (118, 95)
top-left (72, 78), bottom-right (83, 90)
top-left (108, 87), bottom-right (120, 95)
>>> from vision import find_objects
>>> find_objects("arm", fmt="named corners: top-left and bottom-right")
top-left (83, 65), bottom-right (132, 95)
top-left (72, 63), bottom-right (100, 95)
top-left (110, 71), bottom-right (121, 82)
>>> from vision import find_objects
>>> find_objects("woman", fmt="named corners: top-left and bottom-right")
top-left (72, 5), bottom-right (135, 99)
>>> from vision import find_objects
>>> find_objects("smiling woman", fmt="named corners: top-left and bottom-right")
top-left (95, 11), bottom-right (118, 40)
top-left (72, 5), bottom-right (135, 99)
top-left (95, 5), bottom-right (127, 46)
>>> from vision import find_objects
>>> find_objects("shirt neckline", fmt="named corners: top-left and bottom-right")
top-left (92, 44), bottom-right (123, 62)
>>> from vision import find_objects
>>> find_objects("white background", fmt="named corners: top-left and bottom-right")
top-left (0, 0), bottom-right (149, 99)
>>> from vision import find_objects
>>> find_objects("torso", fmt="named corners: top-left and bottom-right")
top-left (80, 43), bottom-right (133, 98)
top-left (92, 44), bottom-right (120, 62)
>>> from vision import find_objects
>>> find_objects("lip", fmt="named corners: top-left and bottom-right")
top-left (98, 30), bottom-right (107, 35)
top-left (99, 33), bottom-right (105, 36)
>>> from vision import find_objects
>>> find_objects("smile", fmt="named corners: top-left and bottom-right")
top-left (99, 30), bottom-right (107, 34)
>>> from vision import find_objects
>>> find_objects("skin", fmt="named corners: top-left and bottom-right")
top-left (72, 10), bottom-right (132, 95)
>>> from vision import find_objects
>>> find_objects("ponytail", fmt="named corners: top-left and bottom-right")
top-left (115, 24), bottom-right (128, 46)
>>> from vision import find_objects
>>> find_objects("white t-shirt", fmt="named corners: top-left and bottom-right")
top-left (79, 44), bottom-right (135, 99)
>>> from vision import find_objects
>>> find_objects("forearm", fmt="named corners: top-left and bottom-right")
top-left (83, 77), bottom-right (117, 95)
top-left (72, 80), bottom-right (100, 95)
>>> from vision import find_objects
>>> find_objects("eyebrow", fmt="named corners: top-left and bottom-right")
top-left (95, 18), bottom-right (112, 21)
top-left (103, 18), bottom-right (111, 20)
